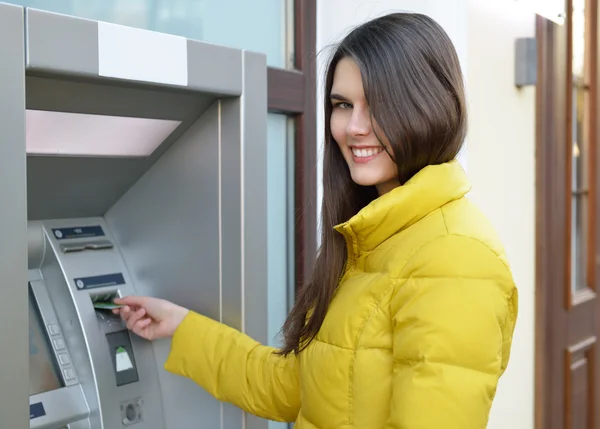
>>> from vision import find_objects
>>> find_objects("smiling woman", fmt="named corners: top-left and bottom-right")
top-left (279, 13), bottom-right (473, 360)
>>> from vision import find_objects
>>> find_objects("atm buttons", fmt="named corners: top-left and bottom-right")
top-left (58, 354), bottom-right (71, 365)
top-left (63, 368), bottom-right (76, 381)
top-left (121, 398), bottom-right (143, 426)
top-left (53, 338), bottom-right (65, 351)
top-left (48, 324), bottom-right (61, 336)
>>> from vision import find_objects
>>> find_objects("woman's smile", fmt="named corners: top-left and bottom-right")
top-left (349, 146), bottom-right (384, 163)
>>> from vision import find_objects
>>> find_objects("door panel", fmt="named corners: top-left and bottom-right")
top-left (566, 336), bottom-right (596, 429)
top-left (536, 0), bottom-right (600, 428)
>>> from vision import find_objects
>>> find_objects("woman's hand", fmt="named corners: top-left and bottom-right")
top-left (112, 296), bottom-right (189, 341)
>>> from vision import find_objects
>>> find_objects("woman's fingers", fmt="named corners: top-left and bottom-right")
top-left (131, 317), bottom-right (153, 338)
top-left (126, 307), bottom-right (146, 330)
top-left (117, 305), bottom-right (135, 322)
top-left (134, 317), bottom-right (152, 330)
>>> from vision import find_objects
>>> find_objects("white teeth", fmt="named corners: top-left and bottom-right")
top-left (351, 147), bottom-right (382, 158)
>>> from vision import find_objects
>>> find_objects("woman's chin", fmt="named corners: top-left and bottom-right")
top-left (349, 172), bottom-right (382, 188)
top-left (349, 171), bottom-right (401, 195)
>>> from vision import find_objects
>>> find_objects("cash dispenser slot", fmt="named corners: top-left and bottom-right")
top-left (89, 289), bottom-right (122, 310)
top-left (91, 289), bottom-right (126, 330)
top-left (61, 239), bottom-right (114, 253)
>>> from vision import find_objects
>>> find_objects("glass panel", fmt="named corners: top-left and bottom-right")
top-left (26, 110), bottom-right (180, 157)
top-left (286, 118), bottom-right (296, 313)
top-left (284, 0), bottom-right (296, 69)
top-left (8, 0), bottom-right (289, 67)
top-left (267, 114), bottom-right (294, 346)
top-left (266, 114), bottom-right (294, 429)
top-left (571, 0), bottom-right (591, 293)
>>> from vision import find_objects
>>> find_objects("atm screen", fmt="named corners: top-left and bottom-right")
top-left (29, 292), bottom-right (62, 395)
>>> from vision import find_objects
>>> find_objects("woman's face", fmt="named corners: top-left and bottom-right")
top-left (329, 57), bottom-right (401, 196)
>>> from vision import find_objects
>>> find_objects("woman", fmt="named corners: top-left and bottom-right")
top-left (115, 12), bottom-right (518, 429)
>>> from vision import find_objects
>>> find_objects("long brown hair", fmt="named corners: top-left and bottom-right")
top-left (278, 12), bottom-right (467, 356)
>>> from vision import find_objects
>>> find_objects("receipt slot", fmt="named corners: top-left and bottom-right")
top-left (1, 4), bottom-right (270, 429)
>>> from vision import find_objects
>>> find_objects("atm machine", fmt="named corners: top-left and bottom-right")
top-left (1, 4), bottom-right (271, 429)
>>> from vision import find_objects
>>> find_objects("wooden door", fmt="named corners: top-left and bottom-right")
top-left (536, 1), bottom-right (600, 428)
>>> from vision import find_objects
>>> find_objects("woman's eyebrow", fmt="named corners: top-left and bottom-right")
top-left (329, 93), bottom-right (350, 102)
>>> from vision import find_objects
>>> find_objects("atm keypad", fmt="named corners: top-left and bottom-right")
top-left (63, 368), bottom-right (76, 381)
top-left (47, 323), bottom-right (61, 336)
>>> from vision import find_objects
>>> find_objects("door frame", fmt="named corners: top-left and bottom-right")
top-left (267, 0), bottom-right (318, 293)
top-left (535, 4), bottom-right (600, 428)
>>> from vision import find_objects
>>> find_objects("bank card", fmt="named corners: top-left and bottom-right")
top-left (93, 301), bottom-right (124, 310)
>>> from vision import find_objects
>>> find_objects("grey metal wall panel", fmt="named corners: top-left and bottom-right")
top-left (25, 75), bottom-right (216, 220)
top-left (241, 51), bottom-right (269, 429)
top-left (187, 39), bottom-right (243, 95)
top-left (220, 98), bottom-right (243, 332)
top-left (219, 98), bottom-right (244, 429)
top-left (25, 75), bottom-right (210, 120)
top-left (105, 102), bottom-right (223, 429)
top-left (26, 8), bottom-right (99, 77)
top-left (0, 3), bottom-right (28, 428)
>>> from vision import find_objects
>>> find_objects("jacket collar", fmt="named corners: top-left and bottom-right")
top-left (333, 160), bottom-right (471, 255)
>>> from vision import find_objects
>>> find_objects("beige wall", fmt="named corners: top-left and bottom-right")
top-left (466, 2), bottom-right (536, 428)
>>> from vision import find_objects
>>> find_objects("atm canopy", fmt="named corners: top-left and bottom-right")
top-left (23, 8), bottom-right (253, 221)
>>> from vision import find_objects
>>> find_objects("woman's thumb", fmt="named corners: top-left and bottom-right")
top-left (114, 295), bottom-right (147, 308)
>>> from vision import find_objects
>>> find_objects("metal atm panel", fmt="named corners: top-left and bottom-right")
top-left (37, 218), bottom-right (166, 428)
top-left (1, 4), bottom-right (269, 429)
top-left (0, 3), bottom-right (28, 427)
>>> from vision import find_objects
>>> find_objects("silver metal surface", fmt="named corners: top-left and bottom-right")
top-left (30, 385), bottom-right (90, 429)
top-left (30, 278), bottom-right (80, 388)
top-left (39, 240), bottom-right (102, 429)
top-left (26, 8), bottom-right (99, 77)
top-left (41, 219), bottom-right (166, 429)
top-left (241, 50), bottom-right (270, 429)
top-left (6, 5), bottom-right (272, 428)
top-left (0, 4), bottom-right (28, 428)
top-left (25, 75), bottom-right (215, 221)
top-left (187, 39), bottom-right (243, 95)
top-left (28, 220), bottom-right (46, 269)
top-left (105, 104), bottom-right (224, 428)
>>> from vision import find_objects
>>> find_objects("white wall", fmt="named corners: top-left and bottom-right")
top-left (466, 2), bottom-right (536, 429)
top-left (316, 1), bottom-right (537, 428)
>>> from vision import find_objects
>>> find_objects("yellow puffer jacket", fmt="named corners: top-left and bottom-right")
top-left (164, 160), bottom-right (518, 428)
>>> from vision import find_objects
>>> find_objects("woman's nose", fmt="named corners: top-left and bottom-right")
top-left (346, 108), bottom-right (371, 137)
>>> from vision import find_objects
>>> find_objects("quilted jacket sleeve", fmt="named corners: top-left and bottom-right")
top-left (164, 311), bottom-right (300, 422)
top-left (386, 234), bottom-right (518, 429)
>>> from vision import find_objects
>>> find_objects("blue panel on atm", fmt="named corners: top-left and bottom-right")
top-left (52, 226), bottom-right (105, 240)
top-left (30, 402), bottom-right (46, 420)
top-left (74, 273), bottom-right (125, 290)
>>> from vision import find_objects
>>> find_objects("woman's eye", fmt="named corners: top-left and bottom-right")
top-left (334, 102), bottom-right (352, 109)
